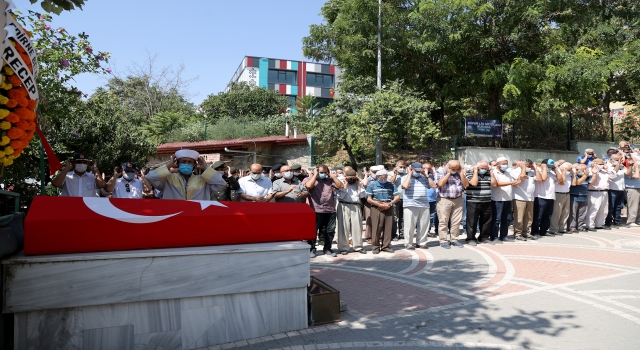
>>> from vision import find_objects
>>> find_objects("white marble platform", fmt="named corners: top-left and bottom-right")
top-left (3, 241), bottom-right (310, 349)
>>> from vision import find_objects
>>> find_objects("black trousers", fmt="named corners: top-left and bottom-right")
top-left (532, 198), bottom-right (554, 235)
top-left (309, 212), bottom-right (336, 252)
top-left (466, 201), bottom-right (492, 241)
top-left (392, 199), bottom-right (404, 237)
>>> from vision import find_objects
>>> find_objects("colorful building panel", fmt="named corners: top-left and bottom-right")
top-left (227, 56), bottom-right (338, 107)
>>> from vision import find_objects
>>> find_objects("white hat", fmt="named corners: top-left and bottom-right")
top-left (496, 157), bottom-right (508, 162)
top-left (175, 149), bottom-right (199, 160)
top-left (370, 165), bottom-right (384, 172)
top-left (376, 170), bottom-right (389, 177)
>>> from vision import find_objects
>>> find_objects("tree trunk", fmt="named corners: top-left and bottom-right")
top-left (488, 87), bottom-right (502, 120)
top-left (343, 140), bottom-right (358, 170)
top-left (601, 90), bottom-right (613, 142)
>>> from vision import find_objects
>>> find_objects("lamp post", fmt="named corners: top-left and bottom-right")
top-left (375, 0), bottom-right (382, 165)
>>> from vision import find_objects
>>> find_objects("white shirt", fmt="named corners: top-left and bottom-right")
top-left (238, 176), bottom-right (274, 201)
top-left (491, 169), bottom-right (514, 201)
top-left (112, 178), bottom-right (144, 199)
top-left (588, 168), bottom-right (616, 190)
top-left (534, 170), bottom-right (556, 200)
top-left (509, 168), bottom-right (535, 201)
top-left (555, 172), bottom-right (572, 193)
top-left (609, 167), bottom-right (626, 191)
top-left (60, 171), bottom-right (98, 197)
top-left (337, 183), bottom-right (366, 203)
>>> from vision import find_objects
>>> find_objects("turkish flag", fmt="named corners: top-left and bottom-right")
top-left (24, 197), bottom-right (316, 255)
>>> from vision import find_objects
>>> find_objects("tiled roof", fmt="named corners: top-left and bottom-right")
top-left (157, 135), bottom-right (307, 153)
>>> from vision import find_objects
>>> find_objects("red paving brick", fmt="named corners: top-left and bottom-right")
top-left (487, 245), bottom-right (640, 268)
top-left (311, 267), bottom-right (458, 318)
top-left (509, 259), bottom-right (622, 284)
top-left (404, 249), bottom-right (429, 275)
top-left (483, 283), bottom-right (531, 297)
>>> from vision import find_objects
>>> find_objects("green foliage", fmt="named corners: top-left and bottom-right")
top-left (200, 82), bottom-right (289, 122)
top-left (30, 0), bottom-right (85, 15)
top-left (142, 111), bottom-right (184, 144)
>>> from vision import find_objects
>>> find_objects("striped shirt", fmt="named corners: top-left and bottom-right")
top-left (366, 180), bottom-right (399, 201)
top-left (400, 174), bottom-right (430, 207)
top-left (465, 172), bottom-right (492, 203)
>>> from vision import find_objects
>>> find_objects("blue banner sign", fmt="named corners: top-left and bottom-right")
top-left (465, 118), bottom-right (502, 138)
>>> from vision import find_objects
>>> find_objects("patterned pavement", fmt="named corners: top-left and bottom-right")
top-left (215, 224), bottom-right (640, 350)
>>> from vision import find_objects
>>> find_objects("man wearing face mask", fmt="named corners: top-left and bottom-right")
top-left (549, 161), bottom-right (571, 235)
top-left (423, 162), bottom-right (438, 236)
top-left (625, 157), bottom-right (640, 227)
top-left (291, 164), bottom-right (307, 182)
top-left (490, 157), bottom-right (520, 243)
top-left (270, 164), bottom-right (283, 183)
top-left (238, 163), bottom-right (275, 202)
top-left (401, 162), bottom-right (436, 249)
top-left (52, 153), bottom-right (106, 197)
top-left (531, 159), bottom-right (557, 237)
top-left (577, 148), bottom-right (597, 166)
top-left (465, 160), bottom-right (493, 245)
top-left (366, 170), bottom-right (400, 254)
top-left (604, 154), bottom-right (626, 229)
top-left (510, 159), bottom-right (537, 240)
top-left (363, 165), bottom-right (384, 243)
top-left (107, 162), bottom-right (149, 199)
top-left (586, 159), bottom-right (616, 231)
top-left (435, 160), bottom-right (469, 249)
top-left (273, 165), bottom-right (308, 203)
top-left (569, 163), bottom-right (590, 232)
top-left (145, 149), bottom-right (226, 200)
top-left (390, 160), bottom-right (407, 241)
top-left (209, 161), bottom-right (237, 201)
top-left (304, 164), bottom-right (344, 257)
top-left (336, 169), bottom-right (367, 254)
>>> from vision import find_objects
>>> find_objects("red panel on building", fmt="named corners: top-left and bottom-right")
top-left (279, 84), bottom-right (287, 94)
top-left (280, 60), bottom-right (287, 69)
top-left (298, 62), bottom-right (304, 97)
top-left (330, 65), bottom-right (335, 74)
top-left (24, 197), bottom-right (316, 255)
top-left (247, 57), bottom-right (252, 67)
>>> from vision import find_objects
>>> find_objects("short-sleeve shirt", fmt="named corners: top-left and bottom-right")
top-left (272, 177), bottom-right (306, 203)
top-left (609, 168), bottom-right (626, 191)
top-left (534, 170), bottom-right (556, 200)
top-left (238, 176), bottom-right (273, 202)
top-left (60, 171), bottom-right (98, 197)
top-left (464, 172), bottom-right (492, 203)
top-left (337, 183), bottom-right (366, 203)
top-left (366, 180), bottom-right (399, 202)
top-left (400, 174), bottom-right (430, 207)
top-left (510, 168), bottom-right (536, 201)
top-left (435, 168), bottom-right (464, 198)
top-left (112, 178), bottom-right (144, 199)
top-left (304, 177), bottom-right (338, 213)
top-left (555, 172), bottom-right (572, 193)
top-left (491, 169), bottom-right (514, 201)
top-left (625, 170), bottom-right (640, 189)
top-left (576, 155), bottom-right (595, 166)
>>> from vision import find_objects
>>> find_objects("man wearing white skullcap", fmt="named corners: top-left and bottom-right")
top-left (366, 169), bottom-right (400, 254)
top-left (145, 149), bottom-right (226, 200)
top-left (362, 165), bottom-right (385, 242)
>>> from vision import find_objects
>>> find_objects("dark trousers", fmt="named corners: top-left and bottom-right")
top-left (466, 201), bottom-right (492, 241)
top-left (491, 200), bottom-right (512, 240)
top-left (311, 212), bottom-right (336, 252)
top-left (370, 206), bottom-right (393, 250)
top-left (392, 199), bottom-right (404, 237)
top-left (532, 198), bottom-right (554, 235)
top-left (605, 189), bottom-right (625, 225)
top-left (429, 201), bottom-right (437, 232)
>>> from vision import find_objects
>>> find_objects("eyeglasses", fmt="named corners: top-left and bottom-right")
top-left (125, 183), bottom-right (130, 192)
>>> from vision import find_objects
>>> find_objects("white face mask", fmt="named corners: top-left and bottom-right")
top-left (283, 171), bottom-right (293, 179)
top-left (75, 163), bottom-right (87, 173)
top-left (397, 168), bottom-right (406, 174)
top-left (274, 173), bottom-right (282, 178)
top-left (250, 173), bottom-right (262, 181)
top-left (337, 175), bottom-right (345, 180)
top-left (293, 172), bottom-right (301, 176)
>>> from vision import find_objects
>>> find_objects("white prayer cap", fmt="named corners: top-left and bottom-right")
top-left (370, 165), bottom-right (384, 172)
top-left (175, 149), bottom-right (199, 160)
top-left (496, 157), bottom-right (508, 163)
top-left (376, 170), bottom-right (389, 177)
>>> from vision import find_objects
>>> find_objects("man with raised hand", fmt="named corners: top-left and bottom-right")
top-left (52, 152), bottom-right (106, 197)
top-left (305, 164), bottom-right (344, 258)
top-left (586, 159), bottom-right (616, 231)
top-left (401, 162), bottom-right (436, 249)
top-left (435, 160), bottom-right (469, 249)
top-left (625, 157), bottom-right (640, 227)
top-left (531, 159), bottom-right (557, 238)
top-left (604, 154), bottom-right (626, 229)
top-left (465, 160), bottom-right (493, 245)
top-left (549, 161), bottom-right (571, 235)
top-left (336, 169), bottom-right (367, 255)
top-left (145, 149), bottom-right (226, 200)
top-left (510, 159), bottom-right (538, 241)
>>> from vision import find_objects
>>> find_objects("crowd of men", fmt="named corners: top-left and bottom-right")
top-left (54, 142), bottom-right (640, 258)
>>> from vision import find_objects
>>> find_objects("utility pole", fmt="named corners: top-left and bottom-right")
top-left (375, 0), bottom-right (382, 165)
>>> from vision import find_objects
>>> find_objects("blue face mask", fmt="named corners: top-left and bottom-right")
top-left (412, 172), bottom-right (421, 178)
top-left (478, 169), bottom-right (487, 175)
top-left (500, 165), bottom-right (508, 171)
top-left (178, 164), bottom-right (194, 175)
top-left (378, 179), bottom-right (387, 184)
top-left (318, 173), bottom-right (328, 179)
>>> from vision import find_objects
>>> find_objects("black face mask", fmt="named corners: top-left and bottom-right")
top-left (346, 178), bottom-right (357, 185)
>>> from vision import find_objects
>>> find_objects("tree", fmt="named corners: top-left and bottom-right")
top-left (200, 82), bottom-right (289, 122)
top-left (29, 0), bottom-right (85, 14)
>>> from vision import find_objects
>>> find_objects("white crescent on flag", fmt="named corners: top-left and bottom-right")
top-left (82, 197), bottom-right (182, 224)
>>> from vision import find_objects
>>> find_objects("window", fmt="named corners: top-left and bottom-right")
top-left (313, 98), bottom-right (333, 109)
top-left (306, 73), bottom-right (334, 88)
top-left (286, 95), bottom-right (297, 107)
top-left (268, 69), bottom-right (297, 85)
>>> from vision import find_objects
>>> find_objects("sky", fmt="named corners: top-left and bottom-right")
top-left (14, 0), bottom-right (328, 103)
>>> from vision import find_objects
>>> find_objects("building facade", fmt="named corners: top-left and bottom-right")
top-left (228, 56), bottom-right (340, 108)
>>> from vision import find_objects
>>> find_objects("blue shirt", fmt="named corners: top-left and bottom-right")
top-left (576, 155), bottom-right (595, 166)
top-left (427, 174), bottom-right (437, 202)
top-left (569, 176), bottom-right (590, 203)
top-left (626, 170), bottom-right (640, 189)
top-left (400, 174), bottom-right (430, 207)
top-left (366, 180), bottom-right (399, 201)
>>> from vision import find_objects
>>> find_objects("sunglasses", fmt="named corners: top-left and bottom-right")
top-left (125, 183), bottom-right (130, 192)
